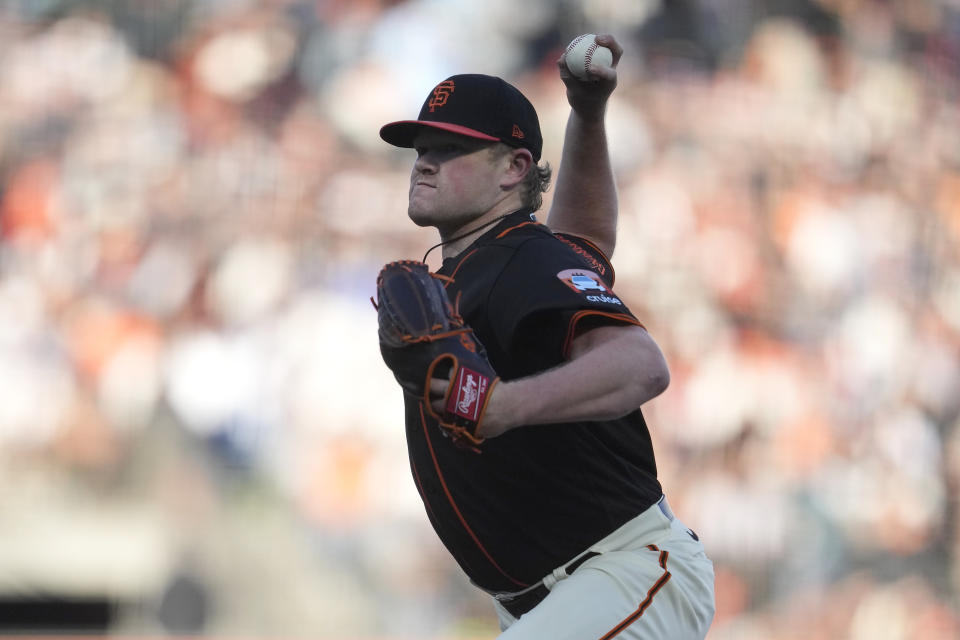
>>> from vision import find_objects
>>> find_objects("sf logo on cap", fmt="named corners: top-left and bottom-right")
top-left (428, 80), bottom-right (455, 112)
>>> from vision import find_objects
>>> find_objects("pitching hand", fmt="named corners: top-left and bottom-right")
top-left (557, 34), bottom-right (622, 121)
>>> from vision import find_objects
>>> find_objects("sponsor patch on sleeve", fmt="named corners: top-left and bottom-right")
top-left (556, 269), bottom-right (623, 306)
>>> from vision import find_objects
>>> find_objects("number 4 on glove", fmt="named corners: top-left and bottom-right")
top-left (373, 260), bottom-right (499, 450)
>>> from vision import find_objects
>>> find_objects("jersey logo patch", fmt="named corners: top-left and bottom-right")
top-left (557, 269), bottom-right (623, 305)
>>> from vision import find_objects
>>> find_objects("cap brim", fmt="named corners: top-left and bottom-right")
top-left (379, 120), bottom-right (500, 148)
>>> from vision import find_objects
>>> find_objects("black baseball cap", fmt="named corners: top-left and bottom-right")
top-left (380, 74), bottom-right (543, 161)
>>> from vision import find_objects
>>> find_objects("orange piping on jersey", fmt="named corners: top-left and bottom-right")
top-left (567, 234), bottom-right (611, 263)
top-left (445, 248), bottom-right (480, 285)
top-left (410, 455), bottom-right (442, 525)
top-left (554, 234), bottom-right (614, 283)
top-left (562, 310), bottom-right (646, 359)
top-left (495, 221), bottom-right (539, 238)
top-left (417, 403), bottom-right (529, 588)
top-left (442, 220), bottom-right (543, 284)
top-left (598, 545), bottom-right (672, 639)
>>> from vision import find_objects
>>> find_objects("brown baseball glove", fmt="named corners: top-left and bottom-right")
top-left (374, 260), bottom-right (498, 450)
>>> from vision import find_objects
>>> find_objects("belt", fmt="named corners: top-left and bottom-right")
top-left (497, 497), bottom-right (675, 620)
top-left (496, 550), bottom-right (600, 619)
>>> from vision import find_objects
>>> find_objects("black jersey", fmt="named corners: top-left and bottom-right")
top-left (402, 209), bottom-right (663, 593)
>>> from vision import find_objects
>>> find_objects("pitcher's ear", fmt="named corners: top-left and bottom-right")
top-left (502, 147), bottom-right (534, 187)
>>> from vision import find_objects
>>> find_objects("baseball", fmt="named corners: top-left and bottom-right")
top-left (564, 34), bottom-right (613, 80)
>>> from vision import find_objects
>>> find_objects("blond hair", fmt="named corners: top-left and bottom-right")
top-left (489, 144), bottom-right (552, 211)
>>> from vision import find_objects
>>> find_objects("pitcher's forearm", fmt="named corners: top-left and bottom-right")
top-left (547, 112), bottom-right (618, 257)
top-left (480, 326), bottom-right (669, 436)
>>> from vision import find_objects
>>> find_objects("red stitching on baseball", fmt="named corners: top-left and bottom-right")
top-left (585, 42), bottom-right (598, 72)
top-left (566, 35), bottom-right (594, 76)
top-left (565, 34), bottom-right (588, 54)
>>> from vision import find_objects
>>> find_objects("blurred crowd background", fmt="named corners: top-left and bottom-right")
top-left (0, 0), bottom-right (958, 638)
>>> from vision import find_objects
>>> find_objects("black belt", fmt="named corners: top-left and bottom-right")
top-left (496, 550), bottom-right (601, 619)
top-left (495, 498), bottom-right (676, 619)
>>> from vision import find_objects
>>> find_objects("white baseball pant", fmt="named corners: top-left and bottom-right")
top-left (491, 497), bottom-right (715, 639)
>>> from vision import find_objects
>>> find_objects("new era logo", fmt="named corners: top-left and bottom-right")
top-left (511, 124), bottom-right (525, 139)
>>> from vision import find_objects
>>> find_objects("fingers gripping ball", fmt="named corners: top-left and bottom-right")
top-left (374, 261), bottom-right (499, 449)
top-left (564, 34), bottom-right (613, 80)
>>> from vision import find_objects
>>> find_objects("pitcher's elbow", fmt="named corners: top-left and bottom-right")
top-left (639, 354), bottom-right (670, 403)
top-left (649, 365), bottom-right (670, 399)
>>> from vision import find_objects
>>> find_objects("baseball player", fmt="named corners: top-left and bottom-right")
top-left (376, 35), bottom-right (715, 638)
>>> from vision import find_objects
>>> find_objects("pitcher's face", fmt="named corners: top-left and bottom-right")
top-left (407, 130), bottom-right (504, 232)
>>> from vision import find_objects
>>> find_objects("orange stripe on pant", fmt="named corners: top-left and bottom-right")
top-left (598, 545), bottom-right (672, 640)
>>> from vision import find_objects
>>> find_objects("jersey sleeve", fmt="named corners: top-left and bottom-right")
top-left (553, 233), bottom-right (617, 288)
top-left (486, 236), bottom-right (643, 369)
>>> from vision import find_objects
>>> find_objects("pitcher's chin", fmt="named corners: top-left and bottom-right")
top-left (407, 205), bottom-right (444, 230)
